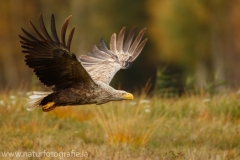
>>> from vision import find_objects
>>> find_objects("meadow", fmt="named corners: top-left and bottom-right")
top-left (0, 88), bottom-right (240, 160)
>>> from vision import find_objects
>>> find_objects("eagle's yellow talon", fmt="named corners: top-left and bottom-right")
top-left (42, 102), bottom-right (55, 112)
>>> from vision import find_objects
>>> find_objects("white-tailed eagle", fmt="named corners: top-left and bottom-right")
top-left (19, 14), bottom-right (147, 112)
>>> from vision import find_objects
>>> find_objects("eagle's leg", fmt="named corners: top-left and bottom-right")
top-left (42, 102), bottom-right (56, 112)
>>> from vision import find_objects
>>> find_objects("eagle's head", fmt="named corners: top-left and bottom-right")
top-left (113, 90), bottom-right (134, 101)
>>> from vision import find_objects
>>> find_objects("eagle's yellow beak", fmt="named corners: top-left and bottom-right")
top-left (122, 93), bottom-right (134, 100)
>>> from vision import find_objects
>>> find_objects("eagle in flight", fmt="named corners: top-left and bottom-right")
top-left (19, 14), bottom-right (147, 112)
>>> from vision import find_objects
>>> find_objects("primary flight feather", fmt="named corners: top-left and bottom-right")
top-left (19, 14), bottom-right (147, 112)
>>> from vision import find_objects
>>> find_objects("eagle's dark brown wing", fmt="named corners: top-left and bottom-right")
top-left (19, 14), bottom-right (96, 91)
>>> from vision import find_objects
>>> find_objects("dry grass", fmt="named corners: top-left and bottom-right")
top-left (94, 98), bottom-right (159, 146)
top-left (0, 89), bottom-right (240, 159)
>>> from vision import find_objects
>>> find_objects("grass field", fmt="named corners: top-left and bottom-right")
top-left (0, 89), bottom-right (240, 159)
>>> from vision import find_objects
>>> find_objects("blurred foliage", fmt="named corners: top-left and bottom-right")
top-left (1, 0), bottom-right (240, 93)
top-left (155, 67), bottom-right (227, 97)
top-left (154, 67), bottom-right (184, 97)
top-left (148, 0), bottom-right (240, 91)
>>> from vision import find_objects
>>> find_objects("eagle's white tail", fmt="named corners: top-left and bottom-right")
top-left (27, 91), bottom-right (51, 111)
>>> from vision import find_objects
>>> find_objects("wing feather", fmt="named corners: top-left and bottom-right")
top-left (66, 27), bottom-right (75, 51)
top-left (110, 33), bottom-right (117, 54)
top-left (29, 21), bottom-right (46, 41)
top-left (129, 28), bottom-right (146, 54)
top-left (130, 38), bottom-right (148, 62)
top-left (92, 45), bottom-right (113, 59)
top-left (20, 14), bottom-right (96, 91)
top-left (116, 27), bottom-right (126, 53)
top-left (39, 14), bottom-right (53, 42)
top-left (21, 28), bottom-right (39, 41)
top-left (80, 27), bottom-right (147, 84)
top-left (60, 15), bottom-right (70, 46)
top-left (123, 27), bottom-right (137, 53)
top-left (50, 14), bottom-right (60, 43)
top-left (80, 55), bottom-right (105, 64)
top-left (99, 38), bottom-right (114, 56)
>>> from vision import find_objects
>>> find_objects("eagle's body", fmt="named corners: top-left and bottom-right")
top-left (40, 81), bottom-right (131, 111)
top-left (19, 14), bottom-right (147, 112)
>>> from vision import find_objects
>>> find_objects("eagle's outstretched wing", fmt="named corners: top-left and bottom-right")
top-left (19, 14), bottom-right (96, 91)
top-left (80, 27), bottom-right (147, 84)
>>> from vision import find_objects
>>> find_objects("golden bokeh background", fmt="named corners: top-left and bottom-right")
top-left (0, 0), bottom-right (240, 92)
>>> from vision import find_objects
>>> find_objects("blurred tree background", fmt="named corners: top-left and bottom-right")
top-left (0, 0), bottom-right (240, 94)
